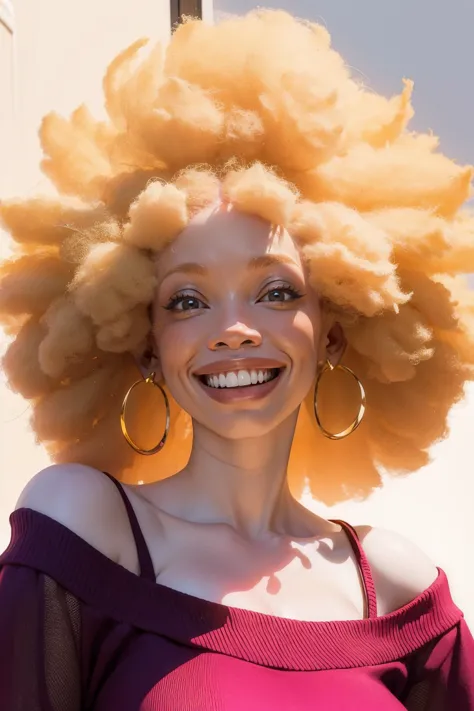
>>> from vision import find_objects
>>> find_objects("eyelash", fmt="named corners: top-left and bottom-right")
top-left (165, 282), bottom-right (304, 312)
top-left (259, 282), bottom-right (303, 302)
top-left (165, 291), bottom-right (208, 312)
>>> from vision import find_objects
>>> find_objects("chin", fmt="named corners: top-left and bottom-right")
top-left (199, 409), bottom-right (299, 441)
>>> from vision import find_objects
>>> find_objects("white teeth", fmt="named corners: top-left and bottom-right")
top-left (226, 372), bottom-right (239, 388)
top-left (238, 370), bottom-right (251, 386)
top-left (204, 368), bottom-right (278, 389)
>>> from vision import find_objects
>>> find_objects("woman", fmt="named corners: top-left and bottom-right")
top-left (0, 9), bottom-right (473, 710)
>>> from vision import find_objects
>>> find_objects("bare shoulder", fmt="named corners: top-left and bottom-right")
top-left (15, 464), bottom-right (130, 562)
top-left (355, 525), bottom-right (439, 615)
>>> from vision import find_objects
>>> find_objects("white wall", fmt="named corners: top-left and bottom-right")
top-left (0, 0), bottom-right (172, 542)
top-left (201, 0), bottom-right (214, 22)
top-left (3, 0), bottom-right (171, 199)
top-left (0, 1), bottom-right (15, 204)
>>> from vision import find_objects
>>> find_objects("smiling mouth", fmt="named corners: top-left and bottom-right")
top-left (198, 367), bottom-right (283, 389)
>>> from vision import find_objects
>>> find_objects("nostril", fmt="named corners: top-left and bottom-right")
top-left (210, 333), bottom-right (262, 350)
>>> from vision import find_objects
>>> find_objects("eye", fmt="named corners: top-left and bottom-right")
top-left (258, 282), bottom-right (303, 304)
top-left (165, 292), bottom-right (209, 312)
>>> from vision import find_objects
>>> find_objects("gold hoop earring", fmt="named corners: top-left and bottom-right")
top-left (120, 372), bottom-right (170, 455)
top-left (314, 360), bottom-right (366, 440)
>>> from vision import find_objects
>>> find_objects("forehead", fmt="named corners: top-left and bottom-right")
top-left (155, 205), bottom-right (302, 277)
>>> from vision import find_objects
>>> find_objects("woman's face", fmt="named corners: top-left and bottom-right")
top-left (153, 205), bottom-right (326, 439)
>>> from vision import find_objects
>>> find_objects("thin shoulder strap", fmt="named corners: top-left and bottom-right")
top-left (332, 519), bottom-right (378, 619)
top-left (102, 472), bottom-right (156, 583)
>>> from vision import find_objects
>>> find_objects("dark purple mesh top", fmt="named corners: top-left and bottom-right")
top-left (0, 472), bottom-right (473, 710)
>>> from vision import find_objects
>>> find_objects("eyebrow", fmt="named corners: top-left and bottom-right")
top-left (163, 263), bottom-right (208, 278)
top-left (162, 254), bottom-right (299, 279)
top-left (248, 254), bottom-right (299, 270)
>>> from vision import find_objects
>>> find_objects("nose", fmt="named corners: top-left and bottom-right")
top-left (208, 320), bottom-right (263, 351)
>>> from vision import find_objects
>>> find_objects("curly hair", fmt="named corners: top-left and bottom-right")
top-left (1, 10), bottom-right (474, 503)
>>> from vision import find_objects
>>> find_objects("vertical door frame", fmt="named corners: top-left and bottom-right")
top-left (170, 0), bottom-right (203, 29)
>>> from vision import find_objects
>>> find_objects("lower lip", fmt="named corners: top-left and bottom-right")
top-left (196, 371), bottom-right (284, 403)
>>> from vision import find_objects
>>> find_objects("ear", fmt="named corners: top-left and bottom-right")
top-left (133, 333), bottom-right (163, 381)
top-left (326, 322), bottom-right (347, 366)
top-left (318, 320), bottom-right (347, 368)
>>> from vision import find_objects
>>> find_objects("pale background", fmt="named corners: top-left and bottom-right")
top-left (1, 0), bottom-right (473, 625)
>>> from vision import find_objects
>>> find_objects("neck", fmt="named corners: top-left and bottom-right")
top-left (177, 412), bottom-right (302, 539)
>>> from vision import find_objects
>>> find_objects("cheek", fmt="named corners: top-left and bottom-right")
top-left (284, 310), bottom-right (320, 353)
top-left (153, 319), bottom-right (198, 373)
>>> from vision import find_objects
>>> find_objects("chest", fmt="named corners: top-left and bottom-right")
top-left (122, 513), bottom-right (368, 621)
top-left (91, 643), bottom-right (409, 711)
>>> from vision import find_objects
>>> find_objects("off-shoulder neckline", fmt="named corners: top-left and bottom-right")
top-left (1, 508), bottom-right (463, 671)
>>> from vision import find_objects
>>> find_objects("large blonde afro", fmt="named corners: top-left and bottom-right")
top-left (1, 10), bottom-right (474, 503)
